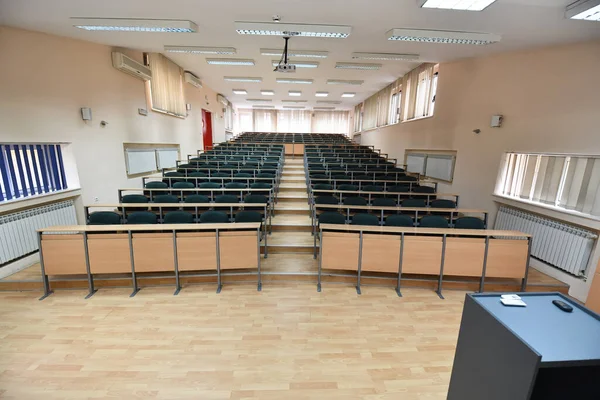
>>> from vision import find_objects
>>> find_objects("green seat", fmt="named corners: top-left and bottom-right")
top-left (339, 184), bottom-right (358, 191)
top-left (363, 185), bottom-right (383, 192)
top-left (244, 195), bottom-right (267, 204)
top-left (163, 211), bottom-right (194, 224)
top-left (387, 185), bottom-right (410, 193)
top-left (212, 172), bottom-right (230, 178)
top-left (419, 215), bottom-right (449, 228)
top-left (225, 182), bottom-right (247, 189)
top-left (188, 172), bottom-right (207, 178)
top-left (373, 198), bottom-right (397, 207)
top-left (431, 199), bottom-right (456, 209)
top-left (318, 212), bottom-right (346, 225)
top-left (250, 182), bottom-right (272, 189)
top-left (313, 183), bottom-right (333, 190)
top-left (173, 182), bottom-right (195, 189)
top-left (351, 213), bottom-right (379, 226)
top-left (122, 194), bottom-right (149, 203)
top-left (88, 211), bottom-right (121, 225)
top-left (413, 186), bottom-right (435, 194)
top-left (145, 182), bottom-right (168, 189)
top-left (199, 182), bottom-right (221, 189)
top-left (454, 217), bottom-right (485, 230)
top-left (311, 174), bottom-right (329, 179)
top-left (215, 195), bottom-right (238, 203)
top-left (402, 198), bottom-right (426, 208)
top-left (235, 173), bottom-right (252, 178)
top-left (184, 195), bottom-right (210, 203)
top-left (153, 194), bottom-right (179, 203)
top-left (127, 211), bottom-right (158, 225)
top-left (257, 173), bottom-right (274, 178)
top-left (343, 197), bottom-right (367, 206)
top-left (235, 211), bottom-right (263, 223)
top-left (200, 211), bottom-right (229, 224)
top-left (403, 176), bottom-right (418, 182)
top-left (315, 196), bottom-right (338, 205)
top-left (385, 214), bottom-right (414, 227)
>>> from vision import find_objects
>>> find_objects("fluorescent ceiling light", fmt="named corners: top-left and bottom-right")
top-left (235, 22), bottom-right (351, 38)
top-left (566, 0), bottom-right (600, 20)
top-left (387, 28), bottom-right (501, 45)
top-left (232, 89), bottom-right (247, 95)
top-left (277, 78), bottom-right (313, 84)
top-left (252, 105), bottom-right (275, 109)
top-left (317, 100), bottom-right (341, 104)
top-left (327, 79), bottom-right (364, 85)
top-left (260, 49), bottom-right (329, 58)
top-left (165, 46), bottom-right (236, 54)
top-left (283, 106), bottom-right (306, 109)
top-left (341, 93), bottom-right (356, 98)
top-left (72, 18), bottom-right (197, 32)
top-left (261, 90), bottom-right (275, 96)
top-left (282, 100), bottom-right (307, 103)
top-left (315, 92), bottom-right (329, 97)
top-left (314, 106), bottom-right (336, 110)
top-left (206, 58), bottom-right (255, 66)
top-left (418, 0), bottom-right (497, 11)
top-left (224, 76), bottom-right (262, 83)
top-left (352, 52), bottom-right (419, 61)
top-left (289, 91), bottom-right (302, 97)
top-left (247, 99), bottom-right (272, 102)
top-left (336, 62), bottom-right (382, 70)
top-left (271, 60), bottom-right (319, 68)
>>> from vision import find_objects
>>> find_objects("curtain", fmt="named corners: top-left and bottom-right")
top-left (376, 83), bottom-right (393, 127)
top-left (362, 95), bottom-right (378, 130)
top-left (224, 103), bottom-right (234, 132)
top-left (353, 104), bottom-right (362, 132)
top-left (277, 110), bottom-right (312, 133)
top-left (253, 110), bottom-right (277, 132)
top-left (311, 111), bottom-right (350, 134)
top-left (560, 157), bottom-right (600, 215)
top-left (401, 63), bottom-right (436, 121)
top-left (237, 109), bottom-right (253, 134)
top-left (146, 53), bottom-right (186, 118)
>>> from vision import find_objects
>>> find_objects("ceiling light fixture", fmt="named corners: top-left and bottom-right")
top-left (352, 52), bottom-right (419, 61)
top-left (566, 0), bottom-right (600, 21)
top-left (277, 78), bottom-right (313, 84)
top-left (315, 92), bottom-right (329, 97)
top-left (289, 91), bottom-right (302, 96)
top-left (387, 28), bottom-right (501, 45)
top-left (283, 106), bottom-right (306, 109)
top-left (341, 93), bottom-right (356, 98)
top-left (261, 90), bottom-right (275, 96)
top-left (224, 76), bottom-right (263, 83)
top-left (232, 89), bottom-right (248, 95)
top-left (260, 49), bottom-right (329, 58)
top-left (206, 58), bottom-right (255, 66)
top-left (72, 18), bottom-right (197, 32)
top-left (252, 105), bottom-right (275, 109)
top-left (335, 62), bottom-right (382, 70)
top-left (317, 100), bottom-right (341, 104)
top-left (247, 99), bottom-right (273, 102)
top-left (282, 100), bottom-right (308, 103)
top-left (235, 22), bottom-right (351, 38)
top-left (165, 46), bottom-right (237, 54)
top-left (271, 60), bottom-right (319, 68)
top-left (314, 106), bottom-right (336, 110)
top-left (327, 79), bottom-right (364, 85)
top-left (418, 0), bottom-right (497, 11)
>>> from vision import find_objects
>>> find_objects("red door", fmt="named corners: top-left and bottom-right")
top-left (202, 109), bottom-right (213, 150)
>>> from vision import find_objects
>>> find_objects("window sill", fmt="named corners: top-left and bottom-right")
top-left (0, 188), bottom-right (82, 215)
top-left (402, 115), bottom-right (434, 124)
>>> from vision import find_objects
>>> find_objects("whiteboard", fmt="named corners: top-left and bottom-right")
top-left (425, 155), bottom-right (455, 182)
top-left (407, 154), bottom-right (426, 175)
top-left (156, 149), bottom-right (179, 170)
top-left (125, 149), bottom-right (157, 175)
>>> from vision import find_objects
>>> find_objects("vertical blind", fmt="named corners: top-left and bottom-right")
top-left (356, 77), bottom-right (402, 131)
top-left (0, 144), bottom-right (67, 202)
top-left (277, 110), bottom-right (312, 133)
top-left (237, 110), bottom-right (350, 134)
top-left (146, 53), bottom-right (186, 118)
top-left (402, 63), bottom-right (437, 121)
top-left (253, 109), bottom-right (278, 132)
top-left (312, 111), bottom-right (350, 134)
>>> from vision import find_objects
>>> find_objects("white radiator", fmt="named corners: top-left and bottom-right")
top-left (495, 206), bottom-right (597, 277)
top-left (0, 200), bottom-right (77, 265)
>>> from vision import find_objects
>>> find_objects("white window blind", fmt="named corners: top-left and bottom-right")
top-left (124, 145), bottom-right (180, 176)
top-left (156, 149), bottom-right (179, 169)
top-left (406, 153), bottom-right (426, 175)
top-left (146, 53), bottom-right (186, 118)
top-left (125, 149), bottom-right (157, 175)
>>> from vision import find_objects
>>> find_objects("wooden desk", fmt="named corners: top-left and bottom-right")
top-left (37, 223), bottom-right (262, 300)
top-left (317, 224), bottom-right (532, 297)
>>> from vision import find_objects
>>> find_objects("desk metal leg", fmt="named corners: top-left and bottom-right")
top-left (479, 236), bottom-right (490, 293)
top-left (396, 233), bottom-right (404, 297)
top-left (263, 218), bottom-right (268, 259)
top-left (37, 232), bottom-right (53, 300)
top-left (356, 231), bottom-right (363, 295)
top-left (128, 231), bottom-right (140, 298)
top-left (317, 227), bottom-right (323, 292)
top-left (173, 230), bottom-right (181, 295)
top-left (257, 228), bottom-right (262, 291)
top-left (436, 234), bottom-right (446, 299)
top-left (83, 232), bottom-right (97, 299)
top-left (216, 229), bottom-right (222, 294)
top-left (521, 237), bottom-right (532, 292)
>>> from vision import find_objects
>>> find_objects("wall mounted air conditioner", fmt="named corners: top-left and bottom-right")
top-left (184, 72), bottom-right (203, 89)
top-left (217, 94), bottom-right (229, 106)
top-left (111, 52), bottom-right (152, 81)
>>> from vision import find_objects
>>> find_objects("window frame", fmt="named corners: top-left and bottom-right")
top-left (404, 149), bottom-right (457, 183)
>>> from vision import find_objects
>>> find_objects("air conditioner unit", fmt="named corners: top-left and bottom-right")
top-left (217, 94), bottom-right (229, 106)
top-left (112, 52), bottom-right (152, 81)
top-left (184, 71), bottom-right (202, 89)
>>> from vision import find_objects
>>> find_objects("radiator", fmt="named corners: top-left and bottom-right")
top-left (495, 206), bottom-right (597, 277)
top-left (0, 200), bottom-right (77, 265)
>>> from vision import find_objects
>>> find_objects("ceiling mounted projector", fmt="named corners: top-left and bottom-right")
top-left (274, 36), bottom-right (296, 73)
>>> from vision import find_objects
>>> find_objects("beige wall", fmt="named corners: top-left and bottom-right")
top-left (0, 26), bottom-right (227, 205)
top-left (359, 40), bottom-right (600, 300)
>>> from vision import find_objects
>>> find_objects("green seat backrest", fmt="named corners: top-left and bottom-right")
top-left (225, 182), bottom-right (247, 189)
top-left (351, 213), bottom-right (379, 226)
top-left (402, 199), bottom-right (426, 208)
top-left (250, 182), bottom-right (272, 189)
top-left (318, 212), bottom-right (346, 225)
top-left (127, 211), bottom-right (158, 224)
top-left (199, 182), bottom-right (221, 189)
top-left (343, 197), bottom-right (367, 206)
top-left (419, 215), bottom-right (449, 228)
top-left (88, 211), bottom-right (121, 225)
top-left (173, 182), bottom-right (195, 189)
top-left (244, 195), bottom-right (267, 204)
top-left (235, 211), bottom-right (262, 223)
top-left (122, 194), bottom-right (149, 204)
top-left (154, 194), bottom-right (179, 203)
top-left (313, 184), bottom-right (333, 190)
top-left (315, 196), bottom-right (338, 205)
top-left (373, 198), bottom-right (397, 207)
top-left (163, 211), bottom-right (194, 224)
top-left (385, 214), bottom-right (413, 227)
top-left (200, 211), bottom-right (229, 223)
top-left (431, 199), bottom-right (456, 209)
top-left (235, 173), bottom-right (252, 178)
top-left (413, 186), bottom-right (435, 193)
top-left (339, 184), bottom-right (358, 191)
top-left (215, 195), bottom-right (238, 203)
top-left (184, 195), bottom-right (210, 203)
top-left (145, 182), bottom-right (168, 189)
top-left (454, 217), bottom-right (485, 230)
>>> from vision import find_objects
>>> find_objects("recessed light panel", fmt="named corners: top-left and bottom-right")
top-left (315, 92), bottom-right (329, 97)
top-left (341, 93), bottom-right (356, 98)
top-left (327, 79), bottom-right (364, 85)
top-left (261, 90), bottom-right (275, 96)
top-left (387, 28), bottom-right (501, 45)
top-left (282, 100), bottom-right (308, 103)
top-left (289, 91), bottom-right (302, 97)
top-left (418, 0), bottom-right (497, 11)
top-left (224, 76), bottom-right (262, 83)
top-left (260, 49), bottom-right (329, 58)
top-left (314, 106), bottom-right (336, 110)
top-left (335, 62), bottom-right (382, 70)
top-left (277, 78), bottom-right (313, 84)
top-left (206, 58), bottom-right (255, 66)
top-left (566, 0), bottom-right (600, 21)
top-left (271, 60), bottom-right (319, 68)
top-left (72, 18), bottom-right (198, 32)
top-left (317, 100), bottom-right (341, 104)
top-left (232, 89), bottom-right (248, 95)
top-left (246, 99), bottom-right (272, 102)
top-left (283, 106), bottom-right (306, 109)
top-left (235, 22), bottom-right (351, 38)
top-left (252, 105), bottom-right (275, 109)
top-left (352, 52), bottom-right (419, 61)
top-left (165, 46), bottom-right (237, 54)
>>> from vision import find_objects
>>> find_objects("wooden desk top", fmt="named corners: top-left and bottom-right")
top-left (319, 224), bottom-right (531, 238)
top-left (312, 189), bottom-right (456, 196)
top-left (39, 222), bottom-right (261, 233)
top-left (87, 203), bottom-right (268, 208)
top-left (315, 204), bottom-right (486, 214)
top-left (310, 178), bottom-right (429, 184)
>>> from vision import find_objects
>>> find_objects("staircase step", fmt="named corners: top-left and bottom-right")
top-left (280, 184), bottom-right (307, 191)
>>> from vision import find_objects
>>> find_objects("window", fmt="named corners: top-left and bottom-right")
top-left (401, 63), bottom-right (439, 121)
top-left (311, 111), bottom-right (350, 134)
top-left (224, 103), bottom-right (234, 132)
top-left (497, 153), bottom-right (600, 217)
top-left (237, 109), bottom-right (254, 133)
top-left (145, 53), bottom-right (186, 118)
top-left (389, 92), bottom-right (400, 125)
top-left (235, 110), bottom-right (350, 134)
top-left (123, 143), bottom-right (180, 176)
top-left (405, 149), bottom-right (457, 183)
top-left (277, 110), bottom-right (312, 133)
top-left (0, 144), bottom-right (68, 202)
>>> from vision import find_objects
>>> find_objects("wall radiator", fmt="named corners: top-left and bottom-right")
top-left (0, 200), bottom-right (77, 265)
top-left (495, 206), bottom-right (597, 277)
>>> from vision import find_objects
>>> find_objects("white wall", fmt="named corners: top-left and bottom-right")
top-left (358, 40), bottom-right (600, 301)
top-left (0, 26), bottom-right (227, 206)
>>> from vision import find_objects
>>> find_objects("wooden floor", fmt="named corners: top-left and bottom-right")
top-left (0, 285), bottom-right (466, 399)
